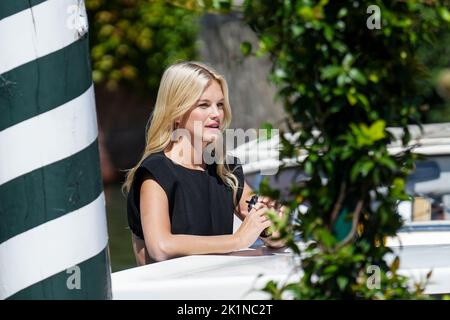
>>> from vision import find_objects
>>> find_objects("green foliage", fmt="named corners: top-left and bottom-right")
top-left (86, 0), bottom-right (199, 94)
top-left (234, 0), bottom-right (450, 299)
top-left (257, 176), bottom-right (280, 201)
top-left (416, 21), bottom-right (450, 122)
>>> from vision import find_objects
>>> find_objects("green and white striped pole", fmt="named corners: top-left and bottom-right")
top-left (0, 0), bottom-right (112, 299)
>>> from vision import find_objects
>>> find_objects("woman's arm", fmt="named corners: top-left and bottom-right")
top-left (140, 176), bottom-right (272, 262)
top-left (234, 181), bottom-right (256, 221)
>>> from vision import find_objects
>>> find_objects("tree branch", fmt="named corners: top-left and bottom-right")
top-left (336, 199), bottom-right (364, 249)
top-left (330, 180), bottom-right (347, 229)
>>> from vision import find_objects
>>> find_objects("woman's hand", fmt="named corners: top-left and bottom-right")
top-left (256, 197), bottom-right (288, 249)
top-left (234, 202), bottom-right (272, 249)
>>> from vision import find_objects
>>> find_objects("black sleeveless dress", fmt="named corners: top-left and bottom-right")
top-left (127, 151), bottom-right (245, 240)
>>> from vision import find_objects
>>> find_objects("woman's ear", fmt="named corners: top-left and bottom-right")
top-left (174, 114), bottom-right (186, 129)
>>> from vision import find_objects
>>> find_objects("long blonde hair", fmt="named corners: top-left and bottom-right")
top-left (122, 61), bottom-right (240, 206)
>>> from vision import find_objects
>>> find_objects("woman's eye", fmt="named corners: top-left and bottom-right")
top-left (217, 103), bottom-right (224, 108)
top-left (199, 104), bottom-right (209, 108)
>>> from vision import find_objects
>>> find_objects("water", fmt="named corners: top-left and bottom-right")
top-left (104, 184), bottom-right (136, 272)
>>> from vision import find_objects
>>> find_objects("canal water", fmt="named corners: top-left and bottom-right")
top-left (104, 184), bottom-right (136, 272)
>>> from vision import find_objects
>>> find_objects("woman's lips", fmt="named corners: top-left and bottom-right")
top-left (205, 124), bottom-right (220, 129)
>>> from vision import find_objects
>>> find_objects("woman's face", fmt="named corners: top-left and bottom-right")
top-left (179, 80), bottom-right (225, 146)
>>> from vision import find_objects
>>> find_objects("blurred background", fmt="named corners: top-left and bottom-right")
top-left (85, 0), bottom-right (450, 272)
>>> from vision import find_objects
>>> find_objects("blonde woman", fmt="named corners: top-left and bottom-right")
top-left (123, 61), bottom-right (285, 265)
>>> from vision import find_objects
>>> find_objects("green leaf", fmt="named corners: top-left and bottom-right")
top-left (378, 156), bottom-right (396, 170)
top-left (391, 256), bottom-right (400, 273)
top-left (438, 7), bottom-right (450, 23)
top-left (360, 161), bottom-right (374, 177)
top-left (350, 162), bottom-right (361, 182)
top-left (291, 25), bottom-right (305, 37)
top-left (316, 228), bottom-right (336, 248)
top-left (368, 120), bottom-right (386, 141)
top-left (356, 93), bottom-right (369, 108)
top-left (349, 68), bottom-right (367, 85)
top-left (321, 65), bottom-right (342, 80)
top-left (346, 92), bottom-right (357, 106)
top-left (260, 122), bottom-right (274, 140)
top-left (337, 74), bottom-right (346, 87)
top-left (298, 6), bottom-right (314, 21)
top-left (368, 73), bottom-right (379, 83)
top-left (305, 161), bottom-right (313, 175)
top-left (324, 26), bottom-right (334, 41)
top-left (340, 148), bottom-right (354, 160)
top-left (337, 8), bottom-right (348, 19)
top-left (392, 178), bottom-right (405, 195)
top-left (342, 53), bottom-right (354, 70)
top-left (337, 276), bottom-right (348, 290)
top-left (324, 265), bottom-right (338, 274)
top-left (259, 35), bottom-right (275, 53)
top-left (240, 41), bottom-right (252, 56)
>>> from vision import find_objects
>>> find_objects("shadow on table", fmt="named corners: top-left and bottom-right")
top-left (216, 245), bottom-right (290, 257)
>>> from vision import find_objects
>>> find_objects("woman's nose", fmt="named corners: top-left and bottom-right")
top-left (209, 104), bottom-right (221, 117)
